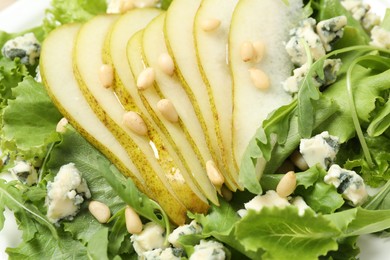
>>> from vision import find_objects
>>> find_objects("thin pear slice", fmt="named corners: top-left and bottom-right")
top-left (164, 0), bottom-right (240, 190)
top-left (73, 15), bottom-right (192, 225)
top-left (229, 0), bottom-right (303, 165)
top-left (104, 9), bottom-right (217, 206)
top-left (40, 25), bottom-right (148, 195)
top-left (140, 14), bottom-right (220, 203)
top-left (194, 0), bottom-right (239, 182)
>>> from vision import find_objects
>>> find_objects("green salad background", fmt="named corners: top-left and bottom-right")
top-left (1, 0), bottom-right (390, 259)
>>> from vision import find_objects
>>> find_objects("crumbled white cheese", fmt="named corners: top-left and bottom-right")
top-left (131, 222), bottom-right (168, 256)
top-left (282, 59), bottom-right (341, 95)
top-left (1, 33), bottom-right (40, 65)
top-left (9, 160), bottom-right (38, 186)
top-left (168, 220), bottom-right (202, 248)
top-left (362, 12), bottom-right (381, 32)
top-left (316, 16), bottom-right (347, 51)
top-left (290, 196), bottom-right (310, 216)
top-left (189, 240), bottom-right (226, 260)
top-left (285, 18), bottom-right (326, 66)
top-left (282, 63), bottom-right (311, 94)
top-left (299, 131), bottom-right (339, 169)
top-left (324, 164), bottom-right (368, 206)
top-left (142, 247), bottom-right (183, 260)
top-left (341, 0), bottom-right (381, 31)
top-left (238, 190), bottom-right (290, 217)
top-left (45, 163), bottom-right (91, 223)
top-left (370, 26), bottom-right (390, 49)
top-left (341, 0), bottom-right (369, 21)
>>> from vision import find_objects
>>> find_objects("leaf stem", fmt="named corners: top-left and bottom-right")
top-left (346, 57), bottom-right (375, 167)
top-left (0, 185), bottom-right (58, 239)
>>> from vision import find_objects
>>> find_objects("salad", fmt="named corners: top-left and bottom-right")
top-left (1, 0), bottom-right (390, 259)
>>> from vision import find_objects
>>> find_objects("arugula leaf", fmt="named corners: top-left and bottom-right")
top-left (6, 224), bottom-right (87, 259)
top-left (0, 179), bottom-right (58, 240)
top-left (48, 128), bottom-right (169, 230)
top-left (235, 206), bottom-right (340, 260)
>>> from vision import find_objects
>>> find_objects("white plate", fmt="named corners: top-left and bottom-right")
top-left (0, 0), bottom-right (389, 259)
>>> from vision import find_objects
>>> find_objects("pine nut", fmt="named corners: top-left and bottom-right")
top-left (276, 159), bottom-right (295, 174)
top-left (290, 150), bottom-right (309, 171)
top-left (157, 99), bottom-right (179, 123)
top-left (201, 18), bottom-right (221, 32)
top-left (125, 206), bottom-right (143, 234)
top-left (249, 68), bottom-right (270, 90)
top-left (99, 64), bottom-right (114, 88)
top-left (158, 53), bottom-right (175, 76)
top-left (122, 111), bottom-right (148, 136)
top-left (56, 117), bottom-right (68, 133)
top-left (240, 41), bottom-right (255, 62)
top-left (253, 41), bottom-right (265, 63)
top-left (89, 201), bottom-right (111, 224)
top-left (137, 67), bottom-right (155, 90)
top-left (221, 185), bottom-right (233, 201)
top-left (206, 160), bottom-right (224, 188)
top-left (276, 171), bottom-right (297, 197)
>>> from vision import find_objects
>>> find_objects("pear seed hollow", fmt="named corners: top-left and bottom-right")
top-left (99, 64), bottom-right (114, 88)
top-left (88, 201), bottom-right (111, 224)
top-left (276, 171), bottom-right (297, 197)
top-left (137, 67), bottom-right (155, 90)
top-left (201, 18), bottom-right (221, 32)
top-left (157, 99), bottom-right (179, 123)
top-left (249, 68), bottom-right (269, 90)
top-left (240, 41), bottom-right (255, 62)
top-left (125, 206), bottom-right (143, 234)
top-left (158, 53), bottom-right (175, 76)
top-left (206, 160), bottom-right (225, 188)
top-left (122, 111), bottom-right (148, 136)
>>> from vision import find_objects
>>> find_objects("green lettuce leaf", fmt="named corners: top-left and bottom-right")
top-left (43, 0), bottom-right (107, 34)
top-left (235, 206), bottom-right (340, 260)
top-left (1, 76), bottom-right (62, 162)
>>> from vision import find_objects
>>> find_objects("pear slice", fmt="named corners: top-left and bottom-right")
top-left (73, 15), bottom-right (197, 225)
top-left (164, 0), bottom-right (240, 190)
top-left (193, 0), bottom-right (240, 184)
top-left (140, 14), bottom-right (220, 202)
top-left (105, 10), bottom-right (218, 206)
top-left (229, 0), bottom-right (303, 165)
top-left (40, 25), bottom-right (148, 195)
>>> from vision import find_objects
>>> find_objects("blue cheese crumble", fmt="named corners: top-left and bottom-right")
top-left (324, 164), bottom-right (368, 206)
top-left (45, 163), bottom-right (91, 223)
top-left (316, 16), bottom-right (347, 52)
top-left (282, 58), bottom-right (342, 94)
top-left (299, 131), bottom-right (340, 169)
top-left (9, 160), bottom-right (38, 186)
top-left (142, 247), bottom-right (183, 260)
top-left (285, 18), bottom-right (326, 66)
top-left (189, 240), bottom-right (226, 260)
top-left (1, 33), bottom-right (41, 66)
top-left (341, 0), bottom-right (380, 31)
top-left (370, 26), bottom-right (390, 49)
top-left (168, 220), bottom-right (202, 248)
top-left (131, 222), bottom-right (168, 256)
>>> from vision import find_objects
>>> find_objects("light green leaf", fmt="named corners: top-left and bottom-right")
top-left (87, 228), bottom-right (109, 260)
top-left (235, 206), bottom-right (341, 260)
